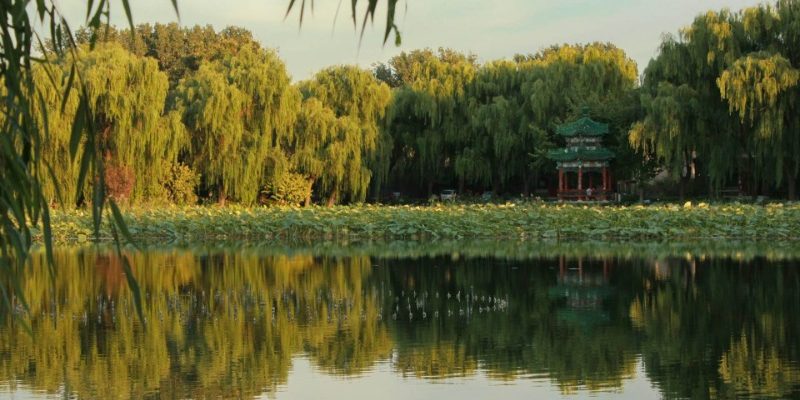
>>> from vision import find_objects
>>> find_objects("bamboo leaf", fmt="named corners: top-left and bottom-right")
top-left (109, 199), bottom-right (140, 250)
top-left (111, 224), bottom-right (145, 329)
top-left (120, 0), bottom-right (135, 33)
top-left (61, 64), bottom-right (76, 114)
top-left (69, 97), bottom-right (86, 159)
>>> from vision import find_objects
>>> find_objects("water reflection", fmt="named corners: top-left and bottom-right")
top-left (1, 248), bottom-right (799, 399)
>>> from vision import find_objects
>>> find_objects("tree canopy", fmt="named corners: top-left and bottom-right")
top-left (32, 43), bottom-right (186, 206)
top-left (174, 46), bottom-right (300, 205)
top-left (296, 66), bottom-right (392, 205)
top-left (631, 1), bottom-right (800, 199)
top-left (14, 1), bottom-right (800, 209)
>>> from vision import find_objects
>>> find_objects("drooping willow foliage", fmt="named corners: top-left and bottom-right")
top-left (381, 44), bottom-right (637, 196)
top-left (296, 66), bottom-right (392, 205)
top-left (34, 12), bottom-right (800, 206)
top-left (45, 44), bottom-right (186, 205)
top-left (174, 46), bottom-right (300, 205)
top-left (0, 0), bottom-right (184, 330)
top-left (630, 0), bottom-right (800, 199)
top-left (0, 0), bottom-right (406, 328)
top-left (12, 0), bottom-right (800, 214)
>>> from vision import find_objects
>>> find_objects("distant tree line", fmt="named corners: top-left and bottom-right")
top-left (32, 0), bottom-right (800, 206)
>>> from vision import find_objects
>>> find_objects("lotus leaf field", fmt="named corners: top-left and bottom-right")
top-left (38, 202), bottom-right (800, 243)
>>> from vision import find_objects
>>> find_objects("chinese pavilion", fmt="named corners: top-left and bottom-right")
top-left (547, 107), bottom-right (615, 201)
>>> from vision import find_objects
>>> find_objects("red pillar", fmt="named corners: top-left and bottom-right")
top-left (578, 167), bottom-right (583, 190)
top-left (602, 167), bottom-right (608, 191)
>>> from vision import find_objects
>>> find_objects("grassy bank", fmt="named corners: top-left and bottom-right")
top-left (37, 202), bottom-right (800, 243)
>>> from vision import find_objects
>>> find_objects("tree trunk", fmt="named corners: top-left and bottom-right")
top-left (326, 188), bottom-right (338, 207)
top-left (427, 180), bottom-right (434, 197)
top-left (707, 178), bottom-right (715, 200)
top-left (304, 178), bottom-right (315, 207)
top-left (785, 164), bottom-right (797, 201)
top-left (218, 183), bottom-right (227, 207)
top-left (458, 175), bottom-right (465, 195)
top-left (522, 169), bottom-right (531, 197)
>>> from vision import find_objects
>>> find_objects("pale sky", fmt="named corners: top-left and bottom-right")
top-left (53, 0), bottom-right (764, 81)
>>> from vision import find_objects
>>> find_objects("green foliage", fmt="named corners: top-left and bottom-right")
top-left (297, 66), bottom-right (391, 205)
top-left (38, 202), bottom-right (800, 243)
top-left (261, 172), bottom-right (312, 206)
top-left (385, 48), bottom-right (478, 193)
top-left (31, 43), bottom-right (187, 206)
top-left (1, 0), bottom-right (159, 339)
top-left (174, 46), bottom-right (300, 205)
top-left (383, 44), bottom-right (638, 196)
top-left (68, 23), bottom-right (261, 87)
top-left (161, 162), bottom-right (199, 205)
top-left (633, 1), bottom-right (800, 198)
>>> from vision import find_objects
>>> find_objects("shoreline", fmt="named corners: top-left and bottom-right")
top-left (35, 202), bottom-right (800, 244)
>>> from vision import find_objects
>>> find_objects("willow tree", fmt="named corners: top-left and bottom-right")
top-left (385, 48), bottom-right (477, 195)
top-left (520, 43), bottom-right (638, 193)
top-left (174, 46), bottom-right (300, 205)
top-left (462, 60), bottom-right (530, 193)
top-left (631, 2), bottom-right (800, 198)
top-left (295, 66), bottom-right (391, 205)
top-left (718, 52), bottom-right (800, 198)
top-left (30, 63), bottom-right (84, 207)
top-left (631, 10), bottom-right (745, 194)
top-left (31, 43), bottom-right (186, 205)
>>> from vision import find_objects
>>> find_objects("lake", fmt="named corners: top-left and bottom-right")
top-left (1, 244), bottom-right (798, 399)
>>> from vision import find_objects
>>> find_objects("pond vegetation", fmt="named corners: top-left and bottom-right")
top-left (38, 202), bottom-right (800, 243)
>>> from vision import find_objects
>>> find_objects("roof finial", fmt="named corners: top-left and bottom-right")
top-left (581, 106), bottom-right (590, 117)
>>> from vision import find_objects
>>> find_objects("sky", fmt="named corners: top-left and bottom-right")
top-left (53, 0), bottom-right (765, 81)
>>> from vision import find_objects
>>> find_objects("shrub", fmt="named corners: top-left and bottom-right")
top-left (104, 162), bottom-right (135, 202)
top-left (260, 173), bottom-right (312, 206)
top-left (162, 163), bottom-right (199, 205)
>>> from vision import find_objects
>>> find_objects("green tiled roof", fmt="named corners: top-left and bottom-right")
top-left (546, 147), bottom-right (615, 161)
top-left (556, 107), bottom-right (609, 137)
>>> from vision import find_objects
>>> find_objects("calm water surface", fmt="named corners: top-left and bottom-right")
top-left (1, 246), bottom-right (798, 399)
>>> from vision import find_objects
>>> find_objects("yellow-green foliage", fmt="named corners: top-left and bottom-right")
top-left (387, 49), bottom-right (477, 188)
top-left (32, 43), bottom-right (186, 206)
top-left (297, 66), bottom-right (391, 204)
top-left (175, 46), bottom-right (300, 205)
top-left (261, 172), bottom-right (312, 205)
top-left (160, 162), bottom-right (200, 205)
top-left (39, 202), bottom-right (800, 243)
top-left (633, 1), bottom-right (800, 193)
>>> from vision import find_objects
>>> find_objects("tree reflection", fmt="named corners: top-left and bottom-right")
top-left (0, 248), bottom-right (798, 398)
